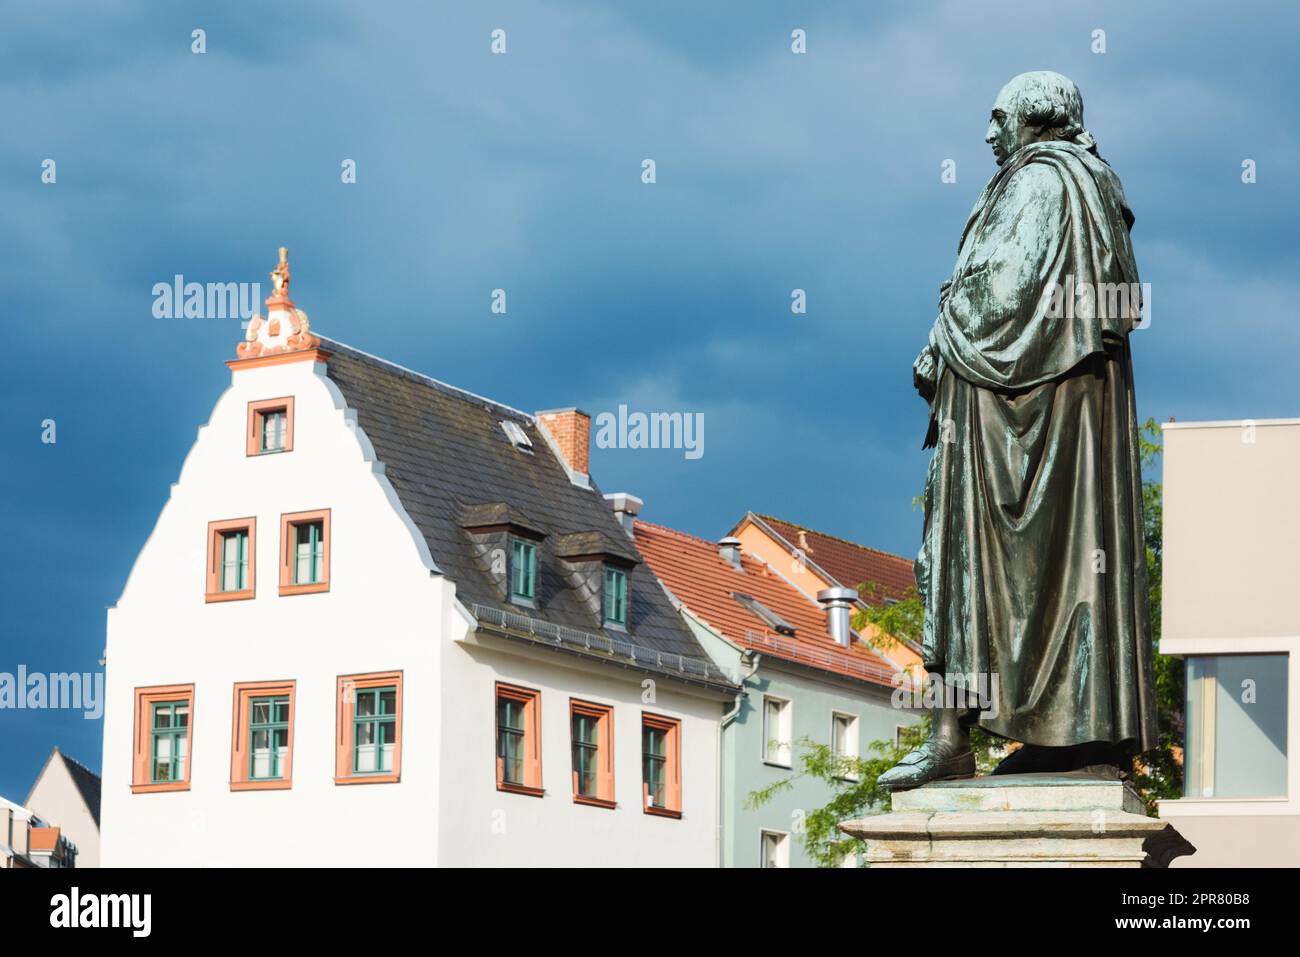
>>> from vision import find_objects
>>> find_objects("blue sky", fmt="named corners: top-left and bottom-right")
top-left (1, 1), bottom-right (1296, 801)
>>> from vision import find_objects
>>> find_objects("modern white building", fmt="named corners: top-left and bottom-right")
top-left (100, 250), bottom-right (736, 867)
top-left (1157, 418), bottom-right (1299, 866)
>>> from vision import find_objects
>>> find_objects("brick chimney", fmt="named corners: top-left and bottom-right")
top-left (536, 408), bottom-right (591, 478)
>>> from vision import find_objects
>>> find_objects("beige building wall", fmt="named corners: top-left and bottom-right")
top-left (26, 752), bottom-right (99, 868)
top-left (1158, 418), bottom-right (1300, 867)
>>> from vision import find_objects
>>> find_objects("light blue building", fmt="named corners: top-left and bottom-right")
top-left (632, 516), bottom-right (919, 867)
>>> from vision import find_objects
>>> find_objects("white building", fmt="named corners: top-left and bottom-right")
top-left (1157, 418), bottom-right (1299, 866)
top-left (101, 250), bottom-right (736, 867)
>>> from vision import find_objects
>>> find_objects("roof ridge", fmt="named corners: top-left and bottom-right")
top-left (318, 336), bottom-right (534, 423)
top-left (633, 519), bottom-right (722, 550)
top-left (755, 513), bottom-right (912, 565)
top-left (57, 751), bottom-right (101, 781)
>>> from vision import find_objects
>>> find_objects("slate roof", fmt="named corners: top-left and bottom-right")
top-left (25, 747), bottom-right (101, 828)
top-left (634, 521), bottom-right (901, 688)
top-left (734, 513), bottom-right (916, 605)
top-left (318, 339), bottom-right (732, 689)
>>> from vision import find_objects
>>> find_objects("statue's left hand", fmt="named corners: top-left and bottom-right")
top-left (913, 344), bottom-right (937, 400)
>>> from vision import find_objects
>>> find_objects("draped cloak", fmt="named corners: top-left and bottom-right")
top-left (916, 140), bottom-right (1158, 751)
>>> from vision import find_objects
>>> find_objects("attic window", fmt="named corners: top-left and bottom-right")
top-left (732, 593), bottom-right (796, 637)
top-left (501, 420), bottom-right (533, 452)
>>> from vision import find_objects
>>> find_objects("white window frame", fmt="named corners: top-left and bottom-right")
top-left (761, 694), bottom-right (793, 767)
top-left (760, 829), bottom-right (790, 868)
top-left (831, 710), bottom-right (860, 780)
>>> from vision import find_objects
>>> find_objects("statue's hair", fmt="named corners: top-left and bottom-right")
top-left (1008, 71), bottom-right (1097, 153)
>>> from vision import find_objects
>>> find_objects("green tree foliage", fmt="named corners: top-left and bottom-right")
top-left (748, 418), bottom-right (1182, 865)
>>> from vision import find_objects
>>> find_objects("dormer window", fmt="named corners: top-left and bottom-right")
top-left (603, 565), bottom-right (628, 628)
top-left (501, 420), bottom-right (533, 452)
top-left (510, 537), bottom-right (537, 605)
top-left (247, 397), bottom-right (295, 456)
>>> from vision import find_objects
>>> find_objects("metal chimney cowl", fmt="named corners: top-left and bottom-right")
top-left (817, 586), bottom-right (858, 646)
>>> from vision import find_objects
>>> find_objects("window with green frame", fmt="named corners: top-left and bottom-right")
top-left (497, 695), bottom-right (526, 786)
top-left (642, 723), bottom-right (667, 807)
top-left (603, 565), bottom-right (628, 626)
top-left (510, 538), bottom-right (536, 603)
top-left (248, 696), bottom-right (290, 780)
top-left (220, 529), bottom-right (249, 592)
top-left (293, 521), bottom-right (325, 585)
top-left (259, 409), bottom-right (288, 452)
top-left (353, 686), bottom-right (398, 774)
top-left (151, 700), bottom-right (190, 783)
top-left (572, 711), bottom-right (600, 798)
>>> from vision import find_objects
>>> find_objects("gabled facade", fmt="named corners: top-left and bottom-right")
top-left (24, 747), bottom-right (100, 867)
top-left (730, 512), bottom-right (924, 677)
top-left (634, 520), bottom-right (920, 867)
top-left (101, 250), bottom-right (735, 867)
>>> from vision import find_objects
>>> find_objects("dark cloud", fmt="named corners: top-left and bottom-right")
top-left (1, 0), bottom-right (1297, 798)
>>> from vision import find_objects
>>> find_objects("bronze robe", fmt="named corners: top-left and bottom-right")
top-left (916, 140), bottom-right (1159, 752)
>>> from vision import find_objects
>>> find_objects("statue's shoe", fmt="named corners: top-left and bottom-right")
top-left (878, 739), bottom-right (975, 792)
top-left (992, 741), bottom-right (1131, 776)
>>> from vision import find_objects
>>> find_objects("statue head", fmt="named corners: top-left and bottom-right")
top-left (985, 71), bottom-right (1092, 166)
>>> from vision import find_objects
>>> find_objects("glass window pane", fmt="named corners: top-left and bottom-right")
top-left (380, 690), bottom-right (396, 716)
top-left (355, 744), bottom-right (377, 773)
top-left (1185, 655), bottom-right (1288, 798)
top-left (355, 691), bottom-right (375, 717)
top-left (251, 728), bottom-right (271, 778)
top-left (511, 540), bottom-right (535, 599)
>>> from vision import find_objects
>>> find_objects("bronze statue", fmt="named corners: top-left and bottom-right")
top-left (880, 71), bottom-right (1159, 791)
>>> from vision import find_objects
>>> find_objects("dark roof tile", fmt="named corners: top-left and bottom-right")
top-left (319, 339), bottom-right (714, 670)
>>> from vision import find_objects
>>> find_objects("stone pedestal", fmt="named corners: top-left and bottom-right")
top-left (839, 771), bottom-right (1195, 867)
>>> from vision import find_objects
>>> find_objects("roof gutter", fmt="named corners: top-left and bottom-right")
top-left (717, 650), bottom-right (761, 867)
top-left (470, 605), bottom-right (739, 695)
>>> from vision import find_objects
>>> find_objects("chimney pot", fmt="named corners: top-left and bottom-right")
top-left (718, 536), bottom-right (743, 569)
top-left (817, 586), bottom-right (858, 647)
top-left (604, 492), bottom-right (643, 537)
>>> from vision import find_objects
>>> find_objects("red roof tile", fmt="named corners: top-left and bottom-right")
top-left (742, 514), bottom-right (915, 605)
top-left (634, 521), bottom-right (900, 688)
top-left (28, 826), bottom-right (60, 852)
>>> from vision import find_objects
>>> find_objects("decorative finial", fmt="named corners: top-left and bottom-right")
top-left (235, 246), bottom-right (320, 361)
top-left (269, 246), bottom-right (291, 299)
